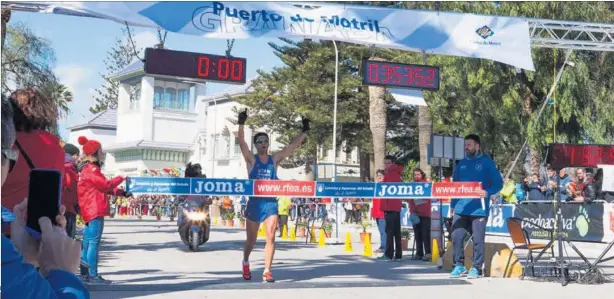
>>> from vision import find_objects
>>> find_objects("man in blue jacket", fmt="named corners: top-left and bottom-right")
top-left (449, 134), bottom-right (503, 279)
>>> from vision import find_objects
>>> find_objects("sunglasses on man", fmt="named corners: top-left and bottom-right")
top-left (255, 138), bottom-right (269, 144)
top-left (1, 148), bottom-right (19, 172)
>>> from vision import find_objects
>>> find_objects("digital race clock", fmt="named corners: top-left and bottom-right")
top-left (144, 48), bottom-right (247, 84)
top-left (546, 143), bottom-right (614, 168)
top-left (362, 60), bottom-right (440, 91)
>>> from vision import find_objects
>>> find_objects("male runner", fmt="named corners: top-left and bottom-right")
top-left (237, 109), bottom-right (309, 283)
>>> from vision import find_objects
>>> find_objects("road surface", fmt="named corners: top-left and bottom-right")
top-left (89, 217), bottom-right (614, 299)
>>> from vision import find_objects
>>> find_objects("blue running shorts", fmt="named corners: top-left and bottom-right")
top-left (245, 197), bottom-right (278, 223)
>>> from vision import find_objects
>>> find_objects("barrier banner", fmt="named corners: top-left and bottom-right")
top-left (315, 182), bottom-right (375, 198)
top-left (515, 203), bottom-right (605, 242)
top-left (125, 177), bottom-right (488, 198)
top-left (253, 180), bottom-right (315, 197)
top-left (20, 1), bottom-right (534, 70)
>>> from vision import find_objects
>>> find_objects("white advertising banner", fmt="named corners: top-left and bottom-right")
top-left (18, 1), bottom-right (535, 70)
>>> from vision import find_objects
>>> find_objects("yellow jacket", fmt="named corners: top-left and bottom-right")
top-left (278, 196), bottom-right (291, 215)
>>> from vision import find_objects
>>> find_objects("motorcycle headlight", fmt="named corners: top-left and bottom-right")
top-left (186, 211), bottom-right (207, 221)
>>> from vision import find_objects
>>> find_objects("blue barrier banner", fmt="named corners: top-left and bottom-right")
top-left (374, 182), bottom-right (432, 198)
top-left (315, 182), bottom-right (375, 198)
top-left (126, 177), bottom-right (191, 194)
top-left (431, 202), bottom-right (514, 235)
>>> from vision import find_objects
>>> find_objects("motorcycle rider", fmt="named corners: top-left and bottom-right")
top-left (177, 163), bottom-right (211, 244)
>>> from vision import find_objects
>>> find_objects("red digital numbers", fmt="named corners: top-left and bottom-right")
top-left (197, 56), bottom-right (210, 77)
top-left (551, 144), bottom-right (614, 167)
top-left (382, 64), bottom-right (391, 84)
top-left (403, 66), bottom-right (414, 85)
top-left (218, 58), bottom-right (230, 79)
top-left (231, 60), bottom-right (243, 81)
top-left (197, 56), bottom-right (244, 82)
top-left (425, 68), bottom-right (436, 87)
top-left (369, 64), bottom-right (379, 82)
top-left (391, 66), bottom-right (401, 84)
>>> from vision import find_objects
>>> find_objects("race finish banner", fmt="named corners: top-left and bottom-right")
top-left (125, 177), bottom-right (483, 199)
top-left (20, 1), bottom-right (534, 70)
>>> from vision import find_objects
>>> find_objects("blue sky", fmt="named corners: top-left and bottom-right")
top-left (11, 11), bottom-right (285, 140)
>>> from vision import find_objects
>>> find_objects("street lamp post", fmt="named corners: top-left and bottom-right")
top-left (331, 40), bottom-right (340, 243)
top-left (211, 97), bottom-right (218, 178)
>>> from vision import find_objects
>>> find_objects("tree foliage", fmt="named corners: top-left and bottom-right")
top-left (90, 27), bottom-right (140, 113)
top-left (1, 21), bottom-right (56, 94)
top-left (232, 39), bottom-right (418, 180)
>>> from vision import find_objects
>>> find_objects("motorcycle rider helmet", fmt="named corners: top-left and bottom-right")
top-left (185, 162), bottom-right (206, 178)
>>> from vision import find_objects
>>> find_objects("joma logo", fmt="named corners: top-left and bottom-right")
top-left (377, 184), bottom-right (425, 197)
top-left (193, 180), bottom-right (246, 194)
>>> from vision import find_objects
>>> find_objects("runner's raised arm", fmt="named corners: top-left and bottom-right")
top-left (237, 109), bottom-right (255, 168)
top-left (272, 117), bottom-right (310, 164)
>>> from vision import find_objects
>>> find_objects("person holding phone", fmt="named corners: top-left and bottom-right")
top-left (77, 136), bottom-right (127, 284)
top-left (1, 95), bottom-right (89, 299)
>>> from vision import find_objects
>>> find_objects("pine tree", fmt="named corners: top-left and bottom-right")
top-left (90, 28), bottom-right (139, 113)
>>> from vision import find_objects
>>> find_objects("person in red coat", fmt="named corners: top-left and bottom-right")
top-left (77, 136), bottom-right (126, 284)
top-left (378, 155), bottom-right (404, 261)
top-left (1, 89), bottom-right (65, 212)
top-left (62, 143), bottom-right (81, 239)
top-left (370, 175), bottom-right (386, 253)
top-left (409, 168), bottom-right (432, 261)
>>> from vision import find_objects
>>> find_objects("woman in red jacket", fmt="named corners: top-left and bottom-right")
top-left (409, 168), bottom-right (432, 261)
top-left (77, 136), bottom-right (126, 284)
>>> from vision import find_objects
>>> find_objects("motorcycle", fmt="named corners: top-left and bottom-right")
top-left (177, 196), bottom-right (211, 252)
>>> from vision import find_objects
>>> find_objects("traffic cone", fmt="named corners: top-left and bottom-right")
top-left (344, 232), bottom-right (353, 253)
top-left (310, 228), bottom-right (317, 243)
top-left (432, 238), bottom-right (440, 264)
top-left (363, 233), bottom-right (373, 257)
top-left (213, 217), bottom-right (219, 226)
top-left (290, 226), bottom-right (296, 242)
top-left (318, 229), bottom-right (326, 247)
top-left (258, 224), bottom-right (266, 238)
top-left (281, 224), bottom-right (288, 240)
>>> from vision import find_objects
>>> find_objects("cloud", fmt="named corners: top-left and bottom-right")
top-left (54, 64), bottom-right (97, 139)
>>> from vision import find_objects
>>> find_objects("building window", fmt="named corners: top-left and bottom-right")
top-left (153, 81), bottom-right (192, 112)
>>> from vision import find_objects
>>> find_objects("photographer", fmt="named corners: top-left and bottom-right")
top-left (1, 95), bottom-right (89, 298)
top-left (76, 136), bottom-right (127, 284)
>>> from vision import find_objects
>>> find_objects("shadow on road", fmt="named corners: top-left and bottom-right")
top-left (89, 255), bottom-right (468, 298)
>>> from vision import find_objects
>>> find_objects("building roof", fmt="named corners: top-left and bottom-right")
top-left (105, 140), bottom-right (193, 153)
top-left (68, 109), bottom-right (117, 131)
top-left (109, 60), bottom-right (145, 81)
top-left (201, 79), bottom-right (255, 102)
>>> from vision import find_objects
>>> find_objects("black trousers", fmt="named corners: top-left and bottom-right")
top-left (278, 215), bottom-right (288, 236)
top-left (384, 211), bottom-right (402, 259)
top-left (412, 216), bottom-right (431, 257)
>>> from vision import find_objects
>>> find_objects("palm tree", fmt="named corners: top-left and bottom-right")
top-left (41, 81), bottom-right (73, 138)
top-left (368, 58), bottom-right (387, 172)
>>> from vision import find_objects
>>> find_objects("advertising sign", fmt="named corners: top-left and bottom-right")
top-left (515, 203), bottom-right (604, 242)
top-left (315, 182), bottom-right (375, 198)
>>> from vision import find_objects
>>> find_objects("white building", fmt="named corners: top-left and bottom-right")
top-left (68, 60), bottom-right (360, 180)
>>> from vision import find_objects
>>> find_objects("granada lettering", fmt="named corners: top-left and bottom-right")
top-left (194, 180), bottom-right (246, 194)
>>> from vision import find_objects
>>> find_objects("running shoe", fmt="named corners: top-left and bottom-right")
top-left (422, 254), bottom-right (432, 262)
top-left (376, 255), bottom-right (391, 261)
top-left (467, 267), bottom-right (480, 279)
top-left (242, 261), bottom-right (252, 280)
top-left (262, 271), bottom-right (275, 283)
top-left (449, 265), bottom-right (468, 278)
top-left (86, 276), bottom-right (111, 285)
